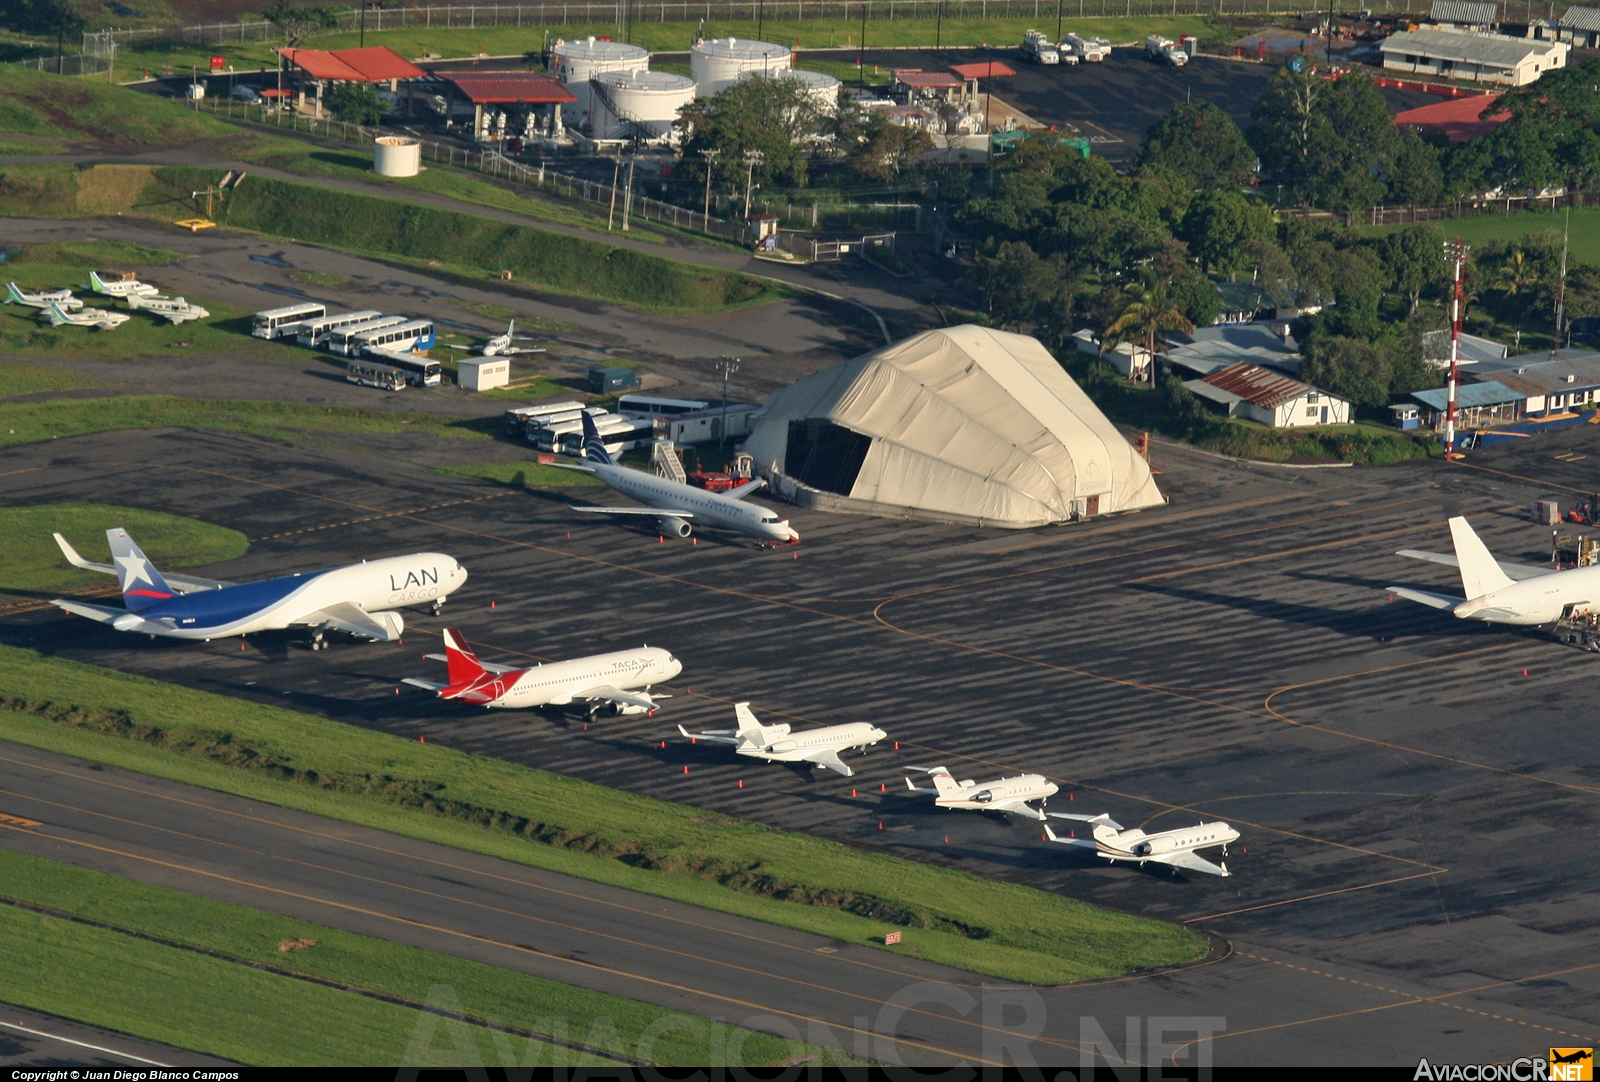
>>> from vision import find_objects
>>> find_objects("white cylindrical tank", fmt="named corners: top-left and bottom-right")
top-left (691, 37), bottom-right (791, 97)
top-left (738, 66), bottom-right (840, 115)
top-left (592, 70), bottom-right (697, 141)
top-left (373, 135), bottom-right (421, 177)
top-left (552, 36), bottom-right (651, 132)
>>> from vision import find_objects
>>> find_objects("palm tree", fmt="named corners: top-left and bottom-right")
top-left (1101, 270), bottom-right (1195, 386)
top-left (1495, 248), bottom-right (1538, 298)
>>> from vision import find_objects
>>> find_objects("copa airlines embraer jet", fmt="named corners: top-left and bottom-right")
top-left (552, 412), bottom-right (799, 544)
top-left (404, 628), bottom-right (680, 715)
top-left (1044, 812), bottom-right (1238, 877)
top-left (52, 528), bottom-right (465, 646)
top-left (678, 702), bottom-right (886, 776)
top-left (1390, 516), bottom-right (1590, 625)
top-left (904, 765), bottom-right (1059, 820)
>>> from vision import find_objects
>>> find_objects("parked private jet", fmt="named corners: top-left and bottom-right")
top-left (6, 282), bottom-right (83, 310)
top-left (89, 270), bottom-right (160, 298)
top-left (127, 292), bottom-right (210, 324)
top-left (904, 765), bottom-right (1058, 820)
top-left (554, 412), bottom-right (799, 544)
top-left (52, 528), bottom-right (466, 646)
top-left (404, 628), bottom-right (679, 715)
top-left (44, 301), bottom-right (128, 330)
top-left (1044, 813), bottom-right (1237, 877)
top-left (1390, 516), bottom-right (1585, 625)
top-left (678, 703), bottom-right (885, 777)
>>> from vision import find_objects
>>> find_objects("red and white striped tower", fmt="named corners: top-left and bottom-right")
top-left (1444, 238), bottom-right (1469, 461)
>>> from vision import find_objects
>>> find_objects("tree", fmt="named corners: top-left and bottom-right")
top-left (326, 81), bottom-right (385, 125)
top-left (1494, 247), bottom-right (1540, 299)
top-left (1139, 101), bottom-right (1257, 190)
top-left (1458, 59), bottom-right (1600, 194)
top-left (1168, 269), bottom-right (1221, 329)
top-left (1249, 64), bottom-right (1408, 211)
top-left (850, 117), bottom-right (932, 182)
top-left (261, 0), bottom-right (341, 46)
top-left (1102, 269), bottom-right (1195, 384)
top-left (1247, 63), bottom-right (1326, 204)
top-left (1180, 191), bottom-right (1274, 275)
top-left (676, 75), bottom-right (823, 190)
top-left (1380, 224), bottom-right (1447, 316)
top-left (967, 241), bottom-right (1075, 340)
top-left (1, 0), bottom-right (86, 66)
top-left (1300, 335), bottom-right (1392, 408)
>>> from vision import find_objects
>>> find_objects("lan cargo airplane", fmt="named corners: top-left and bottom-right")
top-left (554, 412), bottom-right (799, 545)
top-left (1044, 812), bottom-right (1238, 877)
top-left (1391, 516), bottom-right (1594, 625)
top-left (52, 528), bottom-right (466, 646)
top-left (404, 628), bottom-right (679, 716)
top-left (904, 765), bottom-right (1058, 820)
top-left (678, 702), bottom-right (886, 777)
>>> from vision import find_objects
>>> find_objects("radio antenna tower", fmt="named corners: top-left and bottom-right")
top-left (1444, 238), bottom-right (1470, 462)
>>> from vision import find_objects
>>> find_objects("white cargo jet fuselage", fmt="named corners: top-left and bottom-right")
top-left (1391, 516), bottom-right (1590, 625)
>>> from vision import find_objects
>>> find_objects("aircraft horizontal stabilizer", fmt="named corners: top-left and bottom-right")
top-left (1047, 811), bottom-right (1124, 830)
top-left (50, 599), bottom-right (124, 623)
top-left (52, 533), bottom-right (231, 592)
top-left (724, 478), bottom-right (768, 501)
top-left (1151, 849), bottom-right (1231, 877)
top-left (1387, 585), bottom-right (1462, 611)
top-left (1395, 548), bottom-right (1553, 581)
top-left (678, 724), bottom-right (744, 745)
top-left (402, 678), bottom-right (447, 692)
top-left (571, 506), bottom-right (694, 517)
top-left (1041, 822), bottom-right (1097, 847)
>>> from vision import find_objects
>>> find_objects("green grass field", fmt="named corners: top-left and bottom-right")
top-left (0, 848), bottom-right (837, 1066)
top-left (0, 644), bottom-right (1206, 983)
top-left (1365, 206), bottom-right (1600, 268)
top-left (0, 63), bottom-right (232, 144)
top-left (0, 359), bottom-right (102, 397)
top-left (436, 459), bottom-right (604, 487)
top-left (0, 503), bottom-right (246, 595)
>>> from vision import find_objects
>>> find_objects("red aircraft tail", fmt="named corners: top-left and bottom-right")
top-left (441, 628), bottom-right (485, 685)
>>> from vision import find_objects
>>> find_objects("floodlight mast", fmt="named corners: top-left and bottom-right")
top-left (1444, 238), bottom-right (1470, 462)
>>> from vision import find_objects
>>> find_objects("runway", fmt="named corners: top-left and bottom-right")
top-left (3, 423), bottom-right (1600, 1066)
top-left (0, 1002), bottom-right (237, 1070)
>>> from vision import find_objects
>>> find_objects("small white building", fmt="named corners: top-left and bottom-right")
top-left (1072, 328), bottom-right (1154, 382)
top-left (457, 357), bottom-right (510, 392)
top-left (1530, 4), bottom-right (1600, 48)
top-left (1187, 362), bottom-right (1350, 428)
top-left (1380, 28), bottom-right (1568, 87)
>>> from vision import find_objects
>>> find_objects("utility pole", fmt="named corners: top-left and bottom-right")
top-left (1056, 0), bottom-right (1063, 44)
top-left (717, 356), bottom-right (740, 451)
top-left (1553, 206), bottom-right (1570, 357)
top-left (859, 0), bottom-right (868, 85)
top-left (608, 157), bottom-right (620, 230)
top-left (360, 2), bottom-right (367, 47)
top-left (700, 147), bottom-right (719, 225)
top-left (742, 149), bottom-right (762, 219)
top-left (621, 154), bottom-right (636, 231)
top-left (936, 0), bottom-right (944, 48)
top-left (756, 0), bottom-right (766, 43)
top-left (1444, 238), bottom-right (1470, 462)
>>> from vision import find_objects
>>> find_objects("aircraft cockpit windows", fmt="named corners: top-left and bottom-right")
top-left (761, 515), bottom-right (779, 523)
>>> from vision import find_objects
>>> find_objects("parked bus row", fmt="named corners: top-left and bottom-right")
top-left (251, 303), bottom-right (439, 390)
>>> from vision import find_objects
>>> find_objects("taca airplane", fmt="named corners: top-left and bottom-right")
top-left (52, 528), bottom-right (466, 646)
top-left (555, 412), bottom-right (799, 544)
top-left (404, 628), bottom-right (679, 715)
top-left (904, 765), bottom-right (1059, 820)
top-left (1044, 812), bottom-right (1238, 877)
top-left (678, 702), bottom-right (885, 777)
top-left (1391, 516), bottom-right (1593, 625)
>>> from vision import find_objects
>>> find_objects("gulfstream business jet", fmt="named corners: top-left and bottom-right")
top-left (678, 703), bottom-right (885, 777)
top-left (905, 766), bottom-right (1058, 820)
top-left (52, 528), bottom-right (466, 647)
top-left (1044, 813), bottom-right (1238, 877)
top-left (1390, 516), bottom-right (1586, 625)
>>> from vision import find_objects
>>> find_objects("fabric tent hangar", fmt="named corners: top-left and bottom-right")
top-left (743, 325), bottom-right (1165, 528)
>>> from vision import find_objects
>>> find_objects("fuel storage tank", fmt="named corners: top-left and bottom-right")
top-left (690, 37), bottom-right (791, 97)
top-left (552, 36), bottom-right (650, 132)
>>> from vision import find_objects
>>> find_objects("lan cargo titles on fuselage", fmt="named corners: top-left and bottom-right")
top-left (52, 528), bottom-right (465, 646)
top-left (405, 628), bottom-right (679, 716)
top-left (553, 411), bottom-right (799, 544)
top-left (1390, 516), bottom-right (1600, 625)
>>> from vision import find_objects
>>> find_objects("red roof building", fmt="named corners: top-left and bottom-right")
top-left (893, 69), bottom-right (963, 88)
top-left (949, 60), bottom-right (1017, 79)
top-left (277, 46), bottom-right (425, 83)
top-left (1394, 92), bottom-right (1509, 142)
top-left (439, 72), bottom-right (577, 105)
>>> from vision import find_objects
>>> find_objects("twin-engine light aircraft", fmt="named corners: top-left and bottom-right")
top-left (904, 765), bottom-right (1059, 820)
top-left (404, 629), bottom-right (679, 715)
top-left (45, 301), bottom-right (128, 330)
top-left (448, 319), bottom-right (546, 357)
top-left (126, 292), bottom-right (210, 324)
top-left (52, 528), bottom-right (466, 646)
top-left (1390, 516), bottom-right (1593, 625)
top-left (678, 703), bottom-right (886, 777)
top-left (1044, 812), bottom-right (1238, 877)
top-left (89, 270), bottom-right (160, 298)
top-left (6, 282), bottom-right (83, 310)
top-left (554, 412), bottom-right (799, 544)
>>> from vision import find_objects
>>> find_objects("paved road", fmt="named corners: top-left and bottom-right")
top-left (0, 1003), bottom-right (237, 1069)
top-left (4, 425), bottom-right (1600, 1066)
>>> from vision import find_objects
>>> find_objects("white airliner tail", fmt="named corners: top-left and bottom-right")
top-left (1448, 517), bottom-right (1513, 599)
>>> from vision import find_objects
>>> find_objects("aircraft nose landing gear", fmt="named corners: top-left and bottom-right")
top-left (431, 598), bottom-right (445, 616)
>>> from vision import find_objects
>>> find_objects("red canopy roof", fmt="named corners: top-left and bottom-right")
top-left (949, 60), bottom-right (1017, 79)
top-left (1395, 93), bottom-right (1508, 143)
top-left (439, 72), bottom-right (577, 104)
top-left (277, 46), bottom-right (425, 82)
top-left (893, 69), bottom-right (963, 88)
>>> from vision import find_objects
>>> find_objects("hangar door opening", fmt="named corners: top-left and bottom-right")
top-left (785, 420), bottom-right (871, 496)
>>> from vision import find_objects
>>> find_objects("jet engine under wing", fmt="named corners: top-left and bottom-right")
top-left (300, 602), bottom-right (403, 641)
top-left (1387, 585), bottom-right (1463, 610)
top-left (1395, 548), bottom-right (1554, 580)
top-left (54, 532), bottom-right (232, 592)
top-left (1151, 849), bottom-right (1230, 877)
top-left (724, 478), bottom-right (768, 501)
top-left (803, 748), bottom-right (854, 776)
top-left (576, 685), bottom-right (661, 712)
top-left (570, 507), bottom-right (694, 517)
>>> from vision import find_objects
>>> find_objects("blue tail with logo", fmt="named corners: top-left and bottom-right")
top-left (106, 527), bottom-right (177, 611)
top-left (580, 411), bottom-right (614, 465)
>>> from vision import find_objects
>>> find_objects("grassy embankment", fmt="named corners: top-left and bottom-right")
top-left (0, 503), bottom-right (246, 596)
top-left (0, 643), bottom-right (1207, 984)
top-left (1364, 206), bottom-right (1600, 269)
top-left (0, 848), bottom-right (835, 1066)
top-left (0, 62), bottom-right (233, 144)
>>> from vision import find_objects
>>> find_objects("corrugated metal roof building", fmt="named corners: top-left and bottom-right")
top-left (1429, 0), bottom-right (1500, 27)
top-left (1380, 27), bottom-right (1568, 85)
top-left (1188, 362), bottom-right (1350, 427)
top-left (1470, 350), bottom-right (1600, 414)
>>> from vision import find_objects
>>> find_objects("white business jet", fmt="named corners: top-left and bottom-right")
top-left (89, 270), bottom-right (160, 298)
top-left (678, 702), bottom-right (886, 777)
top-left (44, 301), bottom-right (128, 330)
top-left (1391, 516), bottom-right (1587, 624)
top-left (52, 528), bottom-right (466, 646)
top-left (555, 412), bottom-right (799, 544)
top-left (126, 292), bottom-right (210, 324)
top-left (6, 282), bottom-right (83, 310)
top-left (404, 628), bottom-right (679, 716)
top-left (1044, 812), bottom-right (1237, 877)
top-left (904, 765), bottom-right (1058, 820)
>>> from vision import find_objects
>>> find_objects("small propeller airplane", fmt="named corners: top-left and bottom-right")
top-left (444, 319), bottom-right (546, 357)
top-left (43, 301), bottom-right (128, 330)
top-left (1043, 812), bottom-right (1238, 877)
top-left (904, 765), bottom-right (1058, 820)
top-left (677, 703), bottom-right (885, 777)
top-left (89, 270), bottom-right (160, 298)
top-left (126, 292), bottom-right (210, 324)
top-left (5, 282), bottom-right (83, 311)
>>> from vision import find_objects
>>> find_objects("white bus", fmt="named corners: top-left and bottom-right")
top-left (363, 346), bottom-right (442, 387)
top-left (503, 399), bottom-right (590, 436)
top-left (325, 315), bottom-right (409, 356)
top-left (547, 415), bottom-right (655, 457)
top-left (351, 319), bottom-right (436, 357)
top-left (347, 358), bottom-right (407, 391)
top-left (521, 406), bottom-right (608, 443)
top-left (296, 309), bottom-right (384, 349)
top-left (252, 302), bottom-right (327, 340)
top-left (617, 394), bottom-right (710, 418)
